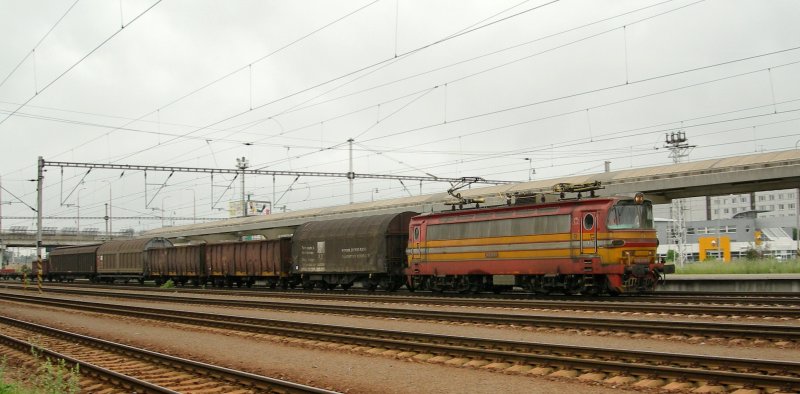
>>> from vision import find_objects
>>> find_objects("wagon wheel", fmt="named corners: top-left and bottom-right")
top-left (340, 283), bottom-right (352, 291)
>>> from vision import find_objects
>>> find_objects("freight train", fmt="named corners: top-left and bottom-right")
top-left (38, 186), bottom-right (674, 295)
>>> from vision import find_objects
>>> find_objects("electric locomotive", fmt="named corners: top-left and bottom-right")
top-left (406, 182), bottom-right (673, 295)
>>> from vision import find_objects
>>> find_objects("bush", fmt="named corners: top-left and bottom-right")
top-left (29, 341), bottom-right (80, 394)
top-left (160, 279), bottom-right (175, 289)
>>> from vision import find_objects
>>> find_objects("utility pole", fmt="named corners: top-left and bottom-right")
top-left (236, 157), bottom-right (249, 217)
top-left (664, 131), bottom-right (696, 267)
top-left (36, 156), bottom-right (43, 294)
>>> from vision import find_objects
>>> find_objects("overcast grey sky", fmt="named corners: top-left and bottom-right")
top-left (1, 0), bottom-right (799, 233)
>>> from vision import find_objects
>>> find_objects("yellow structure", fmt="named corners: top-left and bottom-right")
top-left (698, 236), bottom-right (731, 262)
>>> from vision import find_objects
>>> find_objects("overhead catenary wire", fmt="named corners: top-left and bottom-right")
top-left (0, 0), bottom-right (80, 91)
top-left (0, 0), bottom-right (164, 127)
top-left (1, 0), bottom-right (681, 181)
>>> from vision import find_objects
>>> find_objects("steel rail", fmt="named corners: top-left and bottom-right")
top-left (10, 283), bottom-right (800, 318)
top-left (0, 314), bottom-right (336, 394)
top-left (2, 292), bottom-right (798, 392)
top-left (18, 287), bottom-right (800, 341)
top-left (0, 328), bottom-right (179, 394)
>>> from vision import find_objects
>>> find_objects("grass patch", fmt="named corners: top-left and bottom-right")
top-left (675, 258), bottom-right (800, 274)
top-left (0, 340), bottom-right (81, 394)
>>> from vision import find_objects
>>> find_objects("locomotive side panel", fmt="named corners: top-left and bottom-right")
top-left (410, 206), bottom-right (576, 276)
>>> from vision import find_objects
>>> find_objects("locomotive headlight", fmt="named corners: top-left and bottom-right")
top-left (634, 192), bottom-right (645, 204)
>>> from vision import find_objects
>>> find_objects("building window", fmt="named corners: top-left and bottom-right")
top-left (768, 205), bottom-right (775, 210)
top-left (790, 193), bottom-right (795, 199)
top-left (714, 209), bottom-right (720, 214)
top-left (714, 199), bottom-right (720, 204)
top-left (779, 204), bottom-right (785, 210)
top-left (759, 196), bottom-right (766, 201)
top-left (687, 228), bottom-right (695, 235)
top-left (740, 197), bottom-right (747, 203)
top-left (790, 203), bottom-right (796, 209)
top-left (779, 194), bottom-right (785, 199)
top-left (769, 195), bottom-right (775, 200)
top-left (724, 208), bottom-right (729, 213)
top-left (732, 208), bottom-right (737, 214)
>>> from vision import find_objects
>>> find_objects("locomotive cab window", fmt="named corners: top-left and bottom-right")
top-left (583, 213), bottom-right (594, 230)
top-left (607, 200), bottom-right (653, 229)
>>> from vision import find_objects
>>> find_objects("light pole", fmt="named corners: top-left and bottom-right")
top-left (184, 189), bottom-right (196, 224)
top-left (524, 158), bottom-right (532, 181)
top-left (236, 157), bottom-right (249, 217)
top-left (76, 188), bottom-right (86, 232)
top-left (161, 196), bottom-right (170, 228)
top-left (102, 180), bottom-right (112, 236)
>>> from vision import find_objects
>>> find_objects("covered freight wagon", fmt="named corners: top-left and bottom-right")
top-left (205, 238), bottom-right (292, 288)
top-left (291, 211), bottom-right (417, 291)
top-left (96, 237), bottom-right (172, 283)
top-left (147, 243), bottom-right (205, 286)
top-left (49, 244), bottom-right (101, 282)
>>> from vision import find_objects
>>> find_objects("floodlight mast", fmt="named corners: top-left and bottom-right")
top-left (236, 157), bottom-right (249, 217)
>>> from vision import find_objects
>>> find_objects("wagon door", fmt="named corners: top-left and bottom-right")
top-left (580, 211), bottom-right (598, 255)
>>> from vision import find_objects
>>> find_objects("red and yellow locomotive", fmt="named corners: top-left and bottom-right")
top-left (406, 183), bottom-right (673, 295)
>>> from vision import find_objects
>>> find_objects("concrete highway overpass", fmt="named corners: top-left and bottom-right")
top-left (0, 231), bottom-right (135, 248)
top-left (143, 149), bottom-right (800, 243)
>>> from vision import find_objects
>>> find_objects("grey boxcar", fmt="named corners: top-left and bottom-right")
top-left (291, 211), bottom-right (416, 291)
top-left (96, 237), bottom-right (172, 283)
top-left (49, 244), bottom-right (101, 281)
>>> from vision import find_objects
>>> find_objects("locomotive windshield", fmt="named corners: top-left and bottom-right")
top-left (606, 200), bottom-right (653, 229)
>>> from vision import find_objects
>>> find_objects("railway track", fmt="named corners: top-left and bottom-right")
top-left (0, 315), bottom-right (335, 393)
top-left (7, 283), bottom-right (800, 319)
top-left (2, 292), bottom-right (798, 393)
top-left (13, 280), bottom-right (800, 305)
top-left (10, 289), bottom-right (800, 343)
